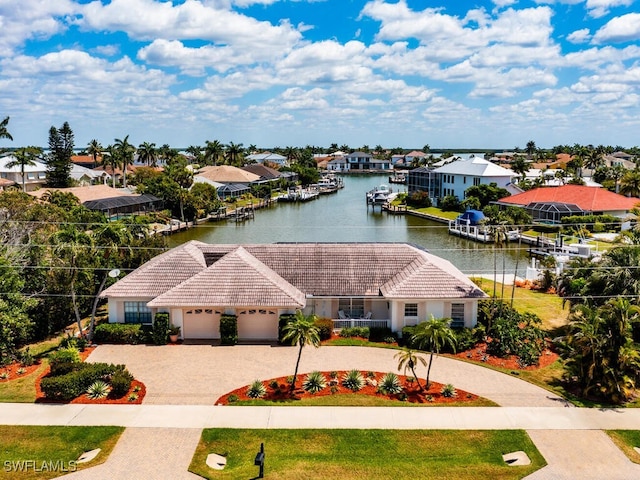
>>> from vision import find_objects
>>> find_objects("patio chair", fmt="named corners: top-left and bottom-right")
top-left (361, 311), bottom-right (372, 320)
top-left (338, 310), bottom-right (350, 319)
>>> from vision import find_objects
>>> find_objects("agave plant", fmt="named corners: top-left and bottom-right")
top-left (341, 369), bottom-right (365, 392)
top-left (441, 383), bottom-right (457, 398)
top-left (247, 380), bottom-right (267, 399)
top-left (378, 372), bottom-right (403, 394)
top-left (302, 371), bottom-right (327, 394)
top-left (86, 380), bottom-right (111, 400)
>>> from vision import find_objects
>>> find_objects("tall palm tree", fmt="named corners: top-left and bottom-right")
top-left (203, 140), bottom-right (224, 166)
top-left (86, 139), bottom-right (103, 168)
top-left (225, 141), bottom-right (244, 166)
top-left (620, 169), bottom-right (640, 197)
top-left (101, 144), bottom-right (120, 188)
top-left (137, 141), bottom-right (157, 167)
top-left (411, 316), bottom-right (457, 388)
top-left (525, 140), bottom-right (536, 158)
top-left (185, 145), bottom-right (203, 165)
top-left (395, 348), bottom-right (427, 391)
top-left (6, 146), bottom-right (41, 191)
top-left (114, 135), bottom-right (136, 188)
top-left (282, 310), bottom-right (320, 393)
top-left (0, 116), bottom-right (13, 141)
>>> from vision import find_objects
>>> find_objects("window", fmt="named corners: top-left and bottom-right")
top-left (451, 303), bottom-right (465, 328)
top-left (463, 177), bottom-right (466, 184)
top-left (404, 303), bottom-right (418, 318)
top-left (27, 173), bottom-right (35, 180)
top-left (124, 301), bottom-right (152, 324)
top-left (473, 177), bottom-right (481, 186)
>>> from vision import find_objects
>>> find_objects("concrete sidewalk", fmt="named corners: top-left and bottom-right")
top-left (4, 403), bottom-right (640, 430)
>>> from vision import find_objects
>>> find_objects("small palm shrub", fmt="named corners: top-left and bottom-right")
top-left (378, 372), bottom-right (403, 394)
top-left (302, 371), bottom-right (327, 394)
top-left (441, 383), bottom-right (457, 398)
top-left (0, 372), bottom-right (8, 380)
top-left (341, 369), bottom-right (364, 392)
top-left (19, 348), bottom-right (35, 367)
top-left (247, 380), bottom-right (267, 399)
top-left (86, 380), bottom-right (111, 400)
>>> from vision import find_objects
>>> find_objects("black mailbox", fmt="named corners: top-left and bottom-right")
top-left (254, 442), bottom-right (265, 478)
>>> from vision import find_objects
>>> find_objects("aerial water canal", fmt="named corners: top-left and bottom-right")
top-left (168, 174), bottom-right (527, 277)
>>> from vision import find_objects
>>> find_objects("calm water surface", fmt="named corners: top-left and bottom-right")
top-left (169, 174), bottom-right (527, 276)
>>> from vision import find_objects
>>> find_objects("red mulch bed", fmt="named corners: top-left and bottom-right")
top-left (34, 346), bottom-right (146, 405)
top-left (0, 361), bottom-right (41, 381)
top-left (450, 342), bottom-right (559, 370)
top-left (216, 371), bottom-right (483, 405)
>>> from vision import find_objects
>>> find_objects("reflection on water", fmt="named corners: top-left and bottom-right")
top-left (168, 174), bottom-right (527, 276)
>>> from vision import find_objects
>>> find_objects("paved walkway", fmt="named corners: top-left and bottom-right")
top-left (1, 345), bottom-right (639, 478)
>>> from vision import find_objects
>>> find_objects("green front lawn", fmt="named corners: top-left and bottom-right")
top-left (0, 362), bottom-right (47, 403)
top-left (190, 429), bottom-right (545, 479)
top-left (409, 206), bottom-right (460, 220)
top-left (607, 431), bottom-right (640, 464)
top-left (0, 426), bottom-right (124, 480)
top-left (229, 394), bottom-right (497, 407)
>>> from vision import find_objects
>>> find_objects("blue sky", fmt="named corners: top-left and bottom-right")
top-left (0, 0), bottom-right (639, 150)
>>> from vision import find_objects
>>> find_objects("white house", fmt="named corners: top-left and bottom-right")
top-left (433, 156), bottom-right (516, 201)
top-left (0, 156), bottom-right (48, 191)
top-left (101, 242), bottom-right (487, 341)
top-left (245, 152), bottom-right (287, 166)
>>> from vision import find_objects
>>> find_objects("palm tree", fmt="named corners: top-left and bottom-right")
top-left (411, 316), bottom-right (457, 388)
top-left (525, 140), bottom-right (536, 158)
top-left (620, 169), bottom-right (640, 197)
top-left (225, 141), bottom-right (244, 166)
top-left (510, 156), bottom-right (530, 182)
top-left (185, 145), bottom-right (203, 165)
top-left (203, 140), bottom-right (224, 166)
top-left (6, 146), bottom-right (41, 191)
top-left (0, 116), bottom-right (13, 141)
top-left (282, 310), bottom-right (320, 393)
top-left (114, 135), bottom-right (136, 188)
top-left (395, 348), bottom-right (427, 391)
top-left (86, 139), bottom-right (103, 168)
top-left (137, 141), bottom-right (157, 167)
top-left (101, 145), bottom-right (120, 188)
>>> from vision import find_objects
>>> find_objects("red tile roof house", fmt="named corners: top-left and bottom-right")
top-left (101, 242), bottom-right (487, 341)
top-left (496, 185), bottom-right (640, 223)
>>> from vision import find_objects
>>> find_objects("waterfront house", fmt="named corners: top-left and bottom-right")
top-left (101, 242), bottom-right (487, 341)
top-left (432, 156), bottom-right (516, 201)
top-left (407, 166), bottom-right (439, 201)
top-left (327, 156), bottom-right (349, 172)
top-left (495, 185), bottom-right (640, 223)
top-left (245, 152), bottom-right (287, 166)
top-left (194, 165), bottom-right (260, 200)
top-left (0, 156), bottom-right (48, 192)
top-left (345, 152), bottom-right (391, 171)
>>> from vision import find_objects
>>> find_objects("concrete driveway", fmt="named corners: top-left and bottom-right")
top-left (86, 344), bottom-right (566, 407)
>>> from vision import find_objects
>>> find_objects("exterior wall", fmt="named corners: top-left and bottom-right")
top-left (108, 297), bottom-right (156, 324)
top-left (439, 173), bottom-right (513, 201)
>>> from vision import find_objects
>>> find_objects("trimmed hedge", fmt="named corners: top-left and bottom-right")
top-left (40, 363), bottom-right (131, 401)
top-left (339, 326), bottom-right (370, 339)
top-left (93, 323), bottom-right (143, 345)
top-left (278, 314), bottom-right (296, 344)
top-left (152, 312), bottom-right (170, 345)
top-left (220, 314), bottom-right (238, 345)
top-left (314, 317), bottom-right (334, 341)
top-left (369, 326), bottom-right (395, 343)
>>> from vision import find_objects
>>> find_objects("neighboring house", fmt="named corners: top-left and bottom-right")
top-left (241, 164), bottom-right (282, 182)
top-left (0, 156), bottom-right (48, 192)
top-left (496, 185), bottom-right (640, 223)
top-left (0, 177), bottom-right (15, 190)
top-left (245, 152), bottom-right (287, 166)
top-left (327, 156), bottom-right (349, 172)
top-left (345, 152), bottom-right (391, 171)
top-left (407, 166), bottom-right (439, 200)
top-left (30, 184), bottom-right (162, 218)
top-left (432, 156), bottom-right (516, 201)
top-left (194, 165), bottom-right (261, 200)
top-left (101, 242), bottom-right (487, 341)
top-left (71, 164), bottom-right (111, 186)
top-left (523, 169), bottom-right (600, 188)
top-left (603, 154), bottom-right (635, 170)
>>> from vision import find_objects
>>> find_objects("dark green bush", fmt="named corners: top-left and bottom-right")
top-left (338, 327), bottom-right (369, 339)
top-left (93, 323), bottom-right (143, 345)
top-left (314, 317), bottom-right (334, 341)
top-left (439, 195), bottom-right (462, 212)
top-left (220, 314), bottom-right (238, 345)
top-left (278, 314), bottom-right (296, 344)
top-left (152, 312), bottom-right (170, 345)
top-left (110, 367), bottom-right (134, 398)
top-left (560, 214), bottom-right (620, 232)
top-left (48, 347), bottom-right (81, 375)
top-left (41, 363), bottom-right (128, 401)
top-left (400, 326), bottom-right (417, 347)
top-left (406, 191), bottom-right (432, 208)
top-left (369, 326), bottom-right (394, 343)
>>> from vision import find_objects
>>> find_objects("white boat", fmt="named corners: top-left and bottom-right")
top-left (366, 185), bottom-right (393, 205)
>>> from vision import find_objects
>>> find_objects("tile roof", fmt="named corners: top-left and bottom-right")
top-left (148, 246), bottom-right (305, 307)
top-left (197, 165), bottom-right (260, 183)
top-left (29, 185), bottom-right (136, 203)
top-left (242, 164), bottom-right (281, 180)
top-left (104, 242), bottom-right (486, 302)
top-left (497, 185), bottom-right (640, 212)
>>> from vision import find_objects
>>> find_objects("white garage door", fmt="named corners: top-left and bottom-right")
top-left (183, 309), bottom-right (221, 339)
top-left (237, 309), bottom-right (279, 340)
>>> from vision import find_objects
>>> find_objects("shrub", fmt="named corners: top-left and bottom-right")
top-left (406, 191), bottom-right (432, 208)
top-left (151, 312), bottom-right (170, 345)
top-left (247, 380), bottom-right (267, 399)
top-left (400, 326), bottom-right (417, 348)
top-left (19, 348), bottom-right (35, 367)
top-left (128, 393), bottom-right (138, 402)
top-left (441, 383), bottom-right (457, 398)
top-left (220, 315), bottom-right (238, 346)
top-left (86, 380), bottom-right (111, 400)
top-left (339, 327), bottom-right (369, 339)
top-left (341, 369), bottom-right (364, 392)
top-left (227, 394), bottom-right (239, 403)
top-left (378, 372), bottom-right (403, 394)
top-left (369, 326), bottom-right (394, 343)
top-left (439, 195), bottom-right (462, 212)
top-left (40, 363), bottom-right (132, 401)
top-left (278, 314), bottom-right (296, 344)
top-left (110, 368), bottom-right (133, 398)
top-left (93, 323), bottom-right (143, 345)
top-left (48, 347), bottom-right (81, 375)
top-left (302, 371), bottom-right (327, 394)
top-left (314, 317), bottom-right (334, 341)
top-left (269, 380), bottom-right (279, 390)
